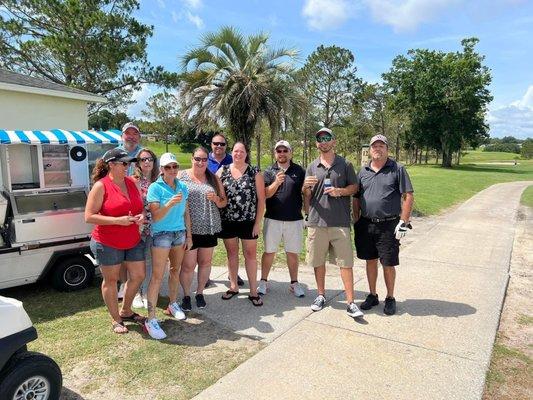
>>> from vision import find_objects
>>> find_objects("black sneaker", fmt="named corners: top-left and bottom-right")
top-left (360, 293), bottom-right (379, 310)
top-left (195, 294), bottom-right (206, 309)
top-left (384, 296), bottom-right (396, 315)
top-left (181, 296), bottom-right (192, 312)
top-left (229, 275), bottom-right (245, 286)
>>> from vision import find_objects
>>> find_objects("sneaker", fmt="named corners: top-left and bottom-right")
top-left (257, 280), bottom-right (268, 295)
top-left (384, 297), bottom-right (397, 315)
top-left (142, 295), bottom-right (148, 309)
top-left (347, 301), bottom-right (364, 318)
top-left (289, 282), bottom-right (305, 298)
top-left (228, 274), bottom-right (245, 286)
top-left (311, 295), bottom-right (326, 312)
top-left (181, 296), bottom-right (192, 312)
top-left (167, 301), bottom-right (186, 320)
top-left (144, 318), bottom-right (167, 340)
top-left (132, 292), bottom-right (144, 308)
top-left (195, 294), bottom-right (207, 309)
top-left (360, 293), bottom-right (379, 310)
top-left (117, 283), bottom-right (126, 300)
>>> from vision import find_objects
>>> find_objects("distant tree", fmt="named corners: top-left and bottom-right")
top-left (483, 143), bottom-right (520, 153)
top-left (0, 0), bottom-right (176, 111)
top-left (89, 110), bottom-right (130, 130)
top-left (179, 26), bottom-right (304, 153)
top-left (142, 91), bottom-right (182, 152)
top-left (500, 136), bottom-right (520, 144)
top-left (521, 139), bottom-right (533, 159)
top-left (383, 38), bottom-right (493, 167)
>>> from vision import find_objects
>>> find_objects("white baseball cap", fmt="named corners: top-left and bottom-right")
top-left (159, 152), bottom-right (178, 167)
top-left (274, 140), bottom-right (292, 151)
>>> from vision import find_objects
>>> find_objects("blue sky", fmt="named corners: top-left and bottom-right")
top-left (130, 0), bottom-right (533, 139)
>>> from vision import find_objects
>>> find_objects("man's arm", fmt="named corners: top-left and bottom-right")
top-left (400, 192), bottom-right (414, 222)
top-left (352, 197), bottom-right (361, 222)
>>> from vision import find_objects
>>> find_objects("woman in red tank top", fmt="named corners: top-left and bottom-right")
top-left (85, 148), bottom-right (147, 334)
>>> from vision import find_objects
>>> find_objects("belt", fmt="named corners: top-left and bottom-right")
top-left (364, 216), bottom-right (399, 223)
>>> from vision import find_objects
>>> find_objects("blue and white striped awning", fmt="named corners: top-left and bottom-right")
top-left (0, 129), bottom-right (122, 145)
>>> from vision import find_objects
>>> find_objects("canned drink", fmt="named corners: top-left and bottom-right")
top-left (324, 178), bottom-right (332, 190)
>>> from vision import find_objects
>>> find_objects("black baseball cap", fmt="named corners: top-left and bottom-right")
top-left (103, 148), bottom-right (137, 163)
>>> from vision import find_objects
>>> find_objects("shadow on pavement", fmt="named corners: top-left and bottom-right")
top-left (61, 387), bottom-right (86, 399)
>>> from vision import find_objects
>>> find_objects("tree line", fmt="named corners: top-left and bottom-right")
top-left (0, 1), bottom-right (501, 167)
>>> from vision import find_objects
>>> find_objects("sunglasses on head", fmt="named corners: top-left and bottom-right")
top-left (193, 156), bottom-right (208, 162)
top-left (140, 157), bottom-right (154, 162)
top-left (212, 141), bottom-right (226, 147)
top-left (316, 135), bottom-right (333, 143)
top-left (163, 164), bottom-right (179, 170)
top-left (276, 148), bottom-right (289, 153)
top-left (111, 161), bottom-right (130, 166)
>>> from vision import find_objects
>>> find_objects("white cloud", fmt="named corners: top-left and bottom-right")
top-left (186, 11), bottom-right (204, 29)
top-left (364, 0), bottom-right (460, 32)
top-left (302, 0), bottom-right (353, 30)
top-left (182, 0), bottom-right (202, 9)
top-left (488, 86), bottom-right (533, 139)
top-left (157, 0), bottom-right (166, 9)
top-left (171, 10), bottom-right (180, 23)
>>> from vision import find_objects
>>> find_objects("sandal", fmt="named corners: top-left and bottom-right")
top-left (248, 295), bottom-right (263, 307)
top-left (112, 321), bottom-right (128, 334)
top-left (221, 290), bottom-right (239, 300)
top-left (120, 312), bottom-right (147, 324)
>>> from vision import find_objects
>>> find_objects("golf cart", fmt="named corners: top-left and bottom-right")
top-left (0, 129), bottom-right (120, 291)
top-left (0, 295), bottom-right (62, 399)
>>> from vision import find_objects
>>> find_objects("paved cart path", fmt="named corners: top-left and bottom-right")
top-left (187, 181), bottom-right (532, 400)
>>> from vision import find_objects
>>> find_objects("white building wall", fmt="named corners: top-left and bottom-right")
top-left (0, 89), bottom-right (88, 130)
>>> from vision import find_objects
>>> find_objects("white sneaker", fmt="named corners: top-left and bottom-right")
top-left (167, 301), bottom-right (186, 320)
top-left (117, 283), bottom-right (126, 300)
top-left (142, 295), bottom-right (148, 309)
top-left (257, 280), bottom-right (268, 295)
top-left (311, 295), bottom-right (326, 311)
top-left (289, 282), bottom-right (305, 298)
top-left (132, 293), bottom-right (144, 308)
top-left (347, 301), bottom-right (364, 318)
top-left (144, 318), bottom-right (167, 340)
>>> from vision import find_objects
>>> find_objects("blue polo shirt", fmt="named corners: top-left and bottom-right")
top-left (146, 176), bottom-right (189, 234)
top-left (207, 152), bottom-right (232, 173)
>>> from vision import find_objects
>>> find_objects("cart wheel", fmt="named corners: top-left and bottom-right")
top-left (51, 255), bottom-right (95, 292)
top-left (0, 351), bottom-right (62, 400)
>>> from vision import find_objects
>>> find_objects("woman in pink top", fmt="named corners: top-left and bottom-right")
top-left (85, 148), bottom-right (146, 334)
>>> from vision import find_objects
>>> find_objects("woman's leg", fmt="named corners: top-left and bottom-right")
top-left (223, 238), bottom-right (240, 292)
top-left (140, 237), bottom-right (152, 296)
top-left (121, 260), bottom-right (145, 316)
top-left (100, 264), bottom-right (123, 324)
top-left (242, 239), bottom-right (258, 297)
top-left (196, 247), bottom-right (214, 295)
top-left (147, 246), bottom-right (170, 319)
top-left (180, 248), bottom-right (198, 298)
top-left (168, 245), bottom-right (186, 304)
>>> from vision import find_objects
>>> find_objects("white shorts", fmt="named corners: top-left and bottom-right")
top-left (263, 218), bottom-right (304, 254)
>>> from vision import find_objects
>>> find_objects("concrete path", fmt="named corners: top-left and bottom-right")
top-left (190, 181), bottom-right (532, 400)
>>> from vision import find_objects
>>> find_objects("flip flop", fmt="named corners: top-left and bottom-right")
top-left (120, 312), bottom-right (147, 324)
top-left (221, 290), bottom-right (239, 300)
top-left (248, 295), bottom-right (263, 307)
top-left (112, 321), bottom-right (128, 334)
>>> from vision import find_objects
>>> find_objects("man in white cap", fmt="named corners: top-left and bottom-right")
top-left (353, 134), bottom-right (414, 315)
top-left (118, 122), bottom-right (142, 176)
top-left (258, 140), bottom-right (306, 297)
top-left (303, 127), bottom-right (363, 318)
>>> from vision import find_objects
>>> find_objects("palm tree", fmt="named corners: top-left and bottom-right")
top-left (180, 26), bottom-right (304, 150)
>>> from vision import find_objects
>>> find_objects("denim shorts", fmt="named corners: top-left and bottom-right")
top-left (152, 230), bottom-right (186, 248)
top-left (90, 238), bottom-right (145, 267)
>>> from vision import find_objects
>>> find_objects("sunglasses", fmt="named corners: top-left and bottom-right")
top-left (276, 149), bottom-right (289, 153)
top-left (193, 156), bottom-right (208, 162)
top-left (212, 142), bottom-right (226, 147)
top-left (316, 135), bottom-right (333, 143)
top-left (163, 164), bottom-right (179, 170)
top-left (140, 157), bottom-right (154, 162)
top-left (111, 161), bottom-right (130, 166)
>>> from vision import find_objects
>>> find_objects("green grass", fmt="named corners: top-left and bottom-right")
top-left (520, 185), bottom-right (533, 208)
top-left (462, 150), bottom-right (521, 163)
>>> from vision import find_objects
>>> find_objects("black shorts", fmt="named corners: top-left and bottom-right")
top-left (218, 220), bottom-right (258, 240)
top-left (354, 217), bottom-right (400, 267)
top-left (191, 234), bottom-right (218, 250)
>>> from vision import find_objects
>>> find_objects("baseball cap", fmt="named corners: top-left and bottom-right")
top-left (103, 148), bottom-right (137, 163)
top-left (315, 127), bottom-right (335, 140)
top-left (369, 134), bottom-right (388, 146)
top-left (121, 122), bottom-right (140, 134)
top-left (274, 140), bottom-right (292, 151)
top-left (159, 152), bottom-right (179, 167)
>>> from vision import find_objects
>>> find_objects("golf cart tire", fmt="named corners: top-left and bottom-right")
top-left (0, 351), bottom-right (62, 400)
top-left (51, 255), bottom-right (95, 292)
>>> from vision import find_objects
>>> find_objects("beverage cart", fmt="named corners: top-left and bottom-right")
top-left (0, 129), bottom-right (121, 291)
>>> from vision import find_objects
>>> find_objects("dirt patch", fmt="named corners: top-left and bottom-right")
top-left (483, 205), bottom-right (533, 399)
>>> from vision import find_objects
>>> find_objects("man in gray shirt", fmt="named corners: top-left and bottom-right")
top-left (352, 134), bottom-right (414, 315)
top-left (303, 127), bottom-right (363, 318)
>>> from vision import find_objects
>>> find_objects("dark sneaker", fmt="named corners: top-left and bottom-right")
top-left (360, 293), bottom-right (379, 310)
top-left (384, 296), bottom-right (396, 315)
top-left (310, 295), bottom-right (326, 311)
top-left (181, 296), bottom-right (192, 312)
top-left (195, 294), bottom-right (206, 309)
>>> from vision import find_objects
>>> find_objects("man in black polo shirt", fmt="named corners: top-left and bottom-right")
top-left (258, 140), bottom-right (306, 297)
top-left (353, 134), bottom-right (414, 315)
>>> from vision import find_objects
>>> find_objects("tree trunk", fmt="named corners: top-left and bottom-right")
top-left (442, 148), bottom-right (453, 168)
top-left (395, 134), bottom-right (400, 161)
top-left (256, 134), bottom-right (261, 169)
top-left (425, 147), bottom-right (429, 164)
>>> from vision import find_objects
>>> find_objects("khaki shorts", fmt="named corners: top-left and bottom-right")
top-left (263, 218), bottom-right (304, 254)
top-left (307, 227), bottom-right (354, 268)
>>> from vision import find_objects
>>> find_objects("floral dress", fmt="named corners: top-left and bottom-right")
top-left (220, 164), bottom-right (259, 222)
top-left (138, 175), bottom-right (152, 237)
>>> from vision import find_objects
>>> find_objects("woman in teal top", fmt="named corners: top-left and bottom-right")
top-left (144, 152), bottom-right (192, 340)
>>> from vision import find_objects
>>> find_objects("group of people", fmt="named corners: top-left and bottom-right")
top-left (84, 122), bottom-right (414, 340)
